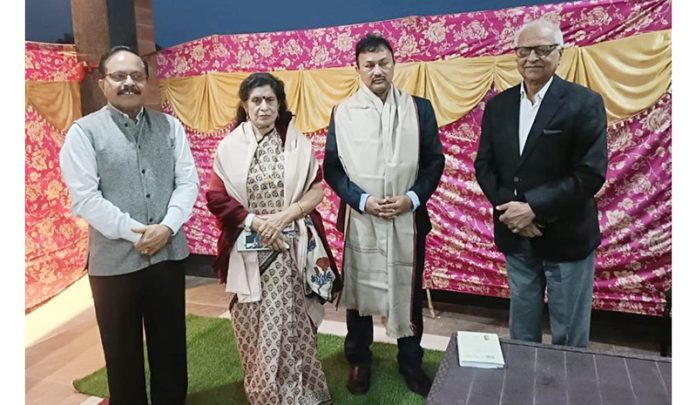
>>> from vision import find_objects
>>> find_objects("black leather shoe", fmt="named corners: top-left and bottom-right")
top-left (399, 366), bottom-right (432, 397)
top-left (346, 365), bottom-right (371, 395)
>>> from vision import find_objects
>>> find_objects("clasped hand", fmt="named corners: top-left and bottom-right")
top-left (254, 211), bottom-right (291, 252)
top-left (133, 224), bottom-right (173, 256)
top-left (365, 195), bottom-right (412, 218)
top-left (496, 201), bottom-right (542, 238)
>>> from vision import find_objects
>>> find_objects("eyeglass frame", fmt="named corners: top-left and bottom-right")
top-left (514, 44), bottom-right (560, 58)
top-left (104, 71), bottom-right (149, 83)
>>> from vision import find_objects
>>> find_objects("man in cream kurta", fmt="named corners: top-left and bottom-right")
top-left (324, 34), bottom-right (445, 397)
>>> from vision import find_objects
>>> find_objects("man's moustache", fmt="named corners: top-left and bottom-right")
top-left (118, 87), bottom-right (142, 95)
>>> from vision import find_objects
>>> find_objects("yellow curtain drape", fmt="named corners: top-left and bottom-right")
top-left (564, 30), bottom-right (672, 121)
top-left (25, 81), bottom-right (81, 132)
top-left (161, 72), bottom-right (247, 132)
top-left (293, 68), bottom-right (360, 131)
top-left (160, 29), bottom-right (671, 133)
top-left (423, 56), bottom-right (499, 126)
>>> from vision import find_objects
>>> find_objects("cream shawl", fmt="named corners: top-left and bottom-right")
top-left (212, 120), bottom-right (324, 323)
top-left (334, 82), bottom-right (420, 338)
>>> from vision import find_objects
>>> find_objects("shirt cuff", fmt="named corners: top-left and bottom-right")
top-left (244, 213), bottom-right (256, 231)
top-left (406, 191), bottom-right (420, 212)
top-left (359, 193), bottom-right (370, 213)
top-left (160, 214), bottom-right (182, 236)
top-left (124, 218), bottom-right (145, 244)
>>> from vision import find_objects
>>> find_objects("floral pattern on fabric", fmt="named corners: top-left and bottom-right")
top-left (156, 0), bottom-right (671, 78)
top-left (25, 107), bottom-right (88, 311)
top-left (25, 41), bottom-right (86, 311)
top-left (25, 42), bottom-right (84, 82)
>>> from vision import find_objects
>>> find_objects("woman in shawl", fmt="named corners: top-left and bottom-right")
top-left (206, 72), bottom-right (340, 405)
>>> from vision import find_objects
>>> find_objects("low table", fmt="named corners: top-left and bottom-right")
top-left (427, 335), bottom-right (671, 405)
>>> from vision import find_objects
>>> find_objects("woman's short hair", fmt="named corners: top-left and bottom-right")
top-left (235, 72), bottom-right (293, 128)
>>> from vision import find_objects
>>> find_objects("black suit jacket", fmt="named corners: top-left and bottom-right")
top-left (324, 96), bottom-right (445, 238)
top-left (474, 75), bottom-right (608, 261)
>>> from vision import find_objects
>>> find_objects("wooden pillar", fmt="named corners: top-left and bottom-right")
top-left (70, 0), bottom-right (161, 115)
top-left (70, 0), bottom-right (109, 116)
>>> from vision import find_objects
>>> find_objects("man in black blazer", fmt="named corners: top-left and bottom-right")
top-left (324, 34), bottom-right (444, 397)
top-left (475, 20), bottom-right (607, 347)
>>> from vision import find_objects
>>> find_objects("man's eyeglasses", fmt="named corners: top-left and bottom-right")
top-left (514, 44), bottom-right (559, 58)
top-left (106, 71), bottom-right (148, 83)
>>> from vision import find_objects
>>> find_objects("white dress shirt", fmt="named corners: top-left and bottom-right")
top-left (518, 76), bottom-right (554, 155)
top-left (59, 105), bottom-right (199, 244)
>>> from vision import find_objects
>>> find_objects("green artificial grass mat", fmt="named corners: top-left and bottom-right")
top-left (74, 314), bottom-right (444, 404)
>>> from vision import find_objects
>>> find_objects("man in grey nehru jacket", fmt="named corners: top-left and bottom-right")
top-left (59, 46), bottom-right (199, 405)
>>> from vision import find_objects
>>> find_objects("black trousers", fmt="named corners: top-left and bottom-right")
top-left (344, 233), bottom-right (426, 369)
top-left (89, 260), bottom-right (188, 405)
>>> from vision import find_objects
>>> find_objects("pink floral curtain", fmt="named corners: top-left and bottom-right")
top-left (25, 42), bottom-right (87, 312)
top-left (160, 0), bottom-right (671, 316)
top-left (157, 0), bottom-right (670, 77)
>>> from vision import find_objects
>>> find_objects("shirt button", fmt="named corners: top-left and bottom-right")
top-left (146, 194), bottom-right (151, 198)
top-left (141, 169), bottom-right (146, 174)
top-left (513, 176), bottom-right (520, 183)
top-left (148, 218), bottom-right (153, 223)
top-left (124, 123), bottom-right (129, 127)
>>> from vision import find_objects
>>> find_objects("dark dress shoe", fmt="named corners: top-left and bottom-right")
top-left (346, 365), bottom-right (371, 395)
top-left (399, 366), bottom-right (432, 397)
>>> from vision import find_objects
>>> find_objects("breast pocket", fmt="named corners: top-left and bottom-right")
top-left (540, 127), bottom-right (572, 146)
top-left (538, 128), bottom-right (572, 173)
top-left (542, 128), bottom-right (563, 136)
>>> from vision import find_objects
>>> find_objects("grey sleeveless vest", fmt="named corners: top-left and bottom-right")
top-left (74, 106), bottom-right (190, 276)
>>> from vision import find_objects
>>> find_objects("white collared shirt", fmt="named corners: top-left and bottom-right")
top-left (518, 76), bottom-right (553, 155)
top-left (59, 105), bottom-right (199, 244)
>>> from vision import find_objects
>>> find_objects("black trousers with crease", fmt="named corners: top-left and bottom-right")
top-left (89, 259), bottom-right (187, 405)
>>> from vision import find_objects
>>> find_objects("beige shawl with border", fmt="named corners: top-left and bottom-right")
top-left (212, 120), bottom-right (324, 323)
top-left (334, 82), bottom-right (420, 338)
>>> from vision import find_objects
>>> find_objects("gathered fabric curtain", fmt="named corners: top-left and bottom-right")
top-left (22, 1), bottom-right (672, 315)
top-left (160, 30), bottom-right (671, 133)
top-left (25, 42), bottom-right (86, 312)
top-left (25, 81), bottom-right (82, 133)
top-left (160, 0), bottom-right (671, 316)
